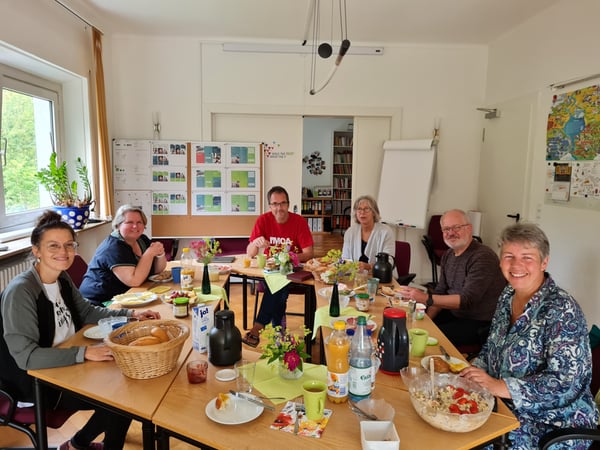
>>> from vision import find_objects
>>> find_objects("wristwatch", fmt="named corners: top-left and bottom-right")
top-left (426, 293), bottom-right (434, 307)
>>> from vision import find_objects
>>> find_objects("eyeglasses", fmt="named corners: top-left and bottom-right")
top-left (356, 207), bottom-right (372, 213)
top-left (441, 224), bottom-right (469, 234)
top-left (269, 201), bottom-right (289, 208)
top-left (45, 241), bottom-right (79, 253)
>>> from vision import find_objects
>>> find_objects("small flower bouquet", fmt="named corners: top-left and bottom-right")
top-left (259, 324), bottom-right (310, 373)
top-left (190, 238), bottom-right (221, 264)
top-left (268, 244), bottom-right (299, 274)
top-left (320, 252), bottom-right (359, 285)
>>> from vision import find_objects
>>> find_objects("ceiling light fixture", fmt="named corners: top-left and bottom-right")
top-left (304, 0), bottom-right (351, 95)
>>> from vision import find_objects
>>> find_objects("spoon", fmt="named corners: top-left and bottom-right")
top-left (429, 357), bottom-right (436, 399)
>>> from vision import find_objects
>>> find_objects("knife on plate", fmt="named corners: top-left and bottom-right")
top-left (439, 345), bottom-right (451, 362)
top-left (229, 390), bottom-right (275, 411)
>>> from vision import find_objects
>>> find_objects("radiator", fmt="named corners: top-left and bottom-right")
top-left (0, 255), bottom-right (33, 292)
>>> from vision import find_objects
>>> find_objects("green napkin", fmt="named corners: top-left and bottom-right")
top-left (252, 359), bottom-right (327, 405)
top-left (311, 305), bottom-right (371, 339)
top-left (195, 284), bottom-right (229, 308)
top-left (263, 273), bottom-right (291, 294)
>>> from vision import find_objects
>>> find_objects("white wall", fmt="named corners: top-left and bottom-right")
top-left (485, 0), bottom-right (600, 325)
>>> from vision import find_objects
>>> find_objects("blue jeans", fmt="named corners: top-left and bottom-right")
top-left (255, 282), bottom-right (289, 327)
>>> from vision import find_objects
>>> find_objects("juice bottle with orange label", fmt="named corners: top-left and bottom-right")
top-left (325, 320), bottom-right (350, 403)
top-left (180, 247), bottom-right (195, 291)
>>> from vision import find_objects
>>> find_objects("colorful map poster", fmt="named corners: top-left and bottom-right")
top-left (546, 85), bottom-right (600, 161)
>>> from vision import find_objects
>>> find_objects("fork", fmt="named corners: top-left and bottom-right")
top-left (294, 400), bottom-right (303, 435)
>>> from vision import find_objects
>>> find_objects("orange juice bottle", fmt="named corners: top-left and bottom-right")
top-left (325, 320), bottom-right (350, 403)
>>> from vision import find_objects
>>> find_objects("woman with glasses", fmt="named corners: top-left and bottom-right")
top-left (342, 195), bottom-right (395, 272)
top-left (80, 204), bottom-right (167, 305)
top-left (1, 210), bottom-right (160, 450)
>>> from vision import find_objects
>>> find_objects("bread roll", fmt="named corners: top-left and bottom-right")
top-left (128, 336), bottom-right (161, 346)
top-left (151, 326), bottom-right (170, 342)
top-left (431, 356), bottom-right (450, 373)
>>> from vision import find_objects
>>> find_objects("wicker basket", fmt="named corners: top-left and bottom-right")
top-left (105, 319), bottom-right (189, 379)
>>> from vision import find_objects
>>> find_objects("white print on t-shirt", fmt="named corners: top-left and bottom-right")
top-left (43, 282), bottom-right (75, 346)
top-left (269, 237), bottom-right (293, 247)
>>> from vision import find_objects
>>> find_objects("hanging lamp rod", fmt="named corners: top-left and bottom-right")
top-left (549, 73), bottom-right (600, 91)
top-left (54, 0), bottom-right (102, 32)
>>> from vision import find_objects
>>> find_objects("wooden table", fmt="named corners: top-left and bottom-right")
top-left (29, 268), bottom-right (228, 450)
top-left (152, 349), bottom-right (519, 450)
top-left (229, 256), bottom-right (317, 358)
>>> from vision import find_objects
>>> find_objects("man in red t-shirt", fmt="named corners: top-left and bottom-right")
top-left (242, 186), bottom-right (313, 347)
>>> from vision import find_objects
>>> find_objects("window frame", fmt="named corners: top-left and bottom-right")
top-left (0, 63), bottom-right (64, 233)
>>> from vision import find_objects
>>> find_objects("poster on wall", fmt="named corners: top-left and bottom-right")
top-left (228, 144), bottom-right (259, 166)
top-left (152, 191), bottom-right (187, 215)
top-left (113, 140), bottom-right (151, 190)
top-left (229, 169), bottom-right (257, 189)
top-left (192, 191), bottom-right (224, 215)
top-left (194, 168), bottom-right (224, 189)
top-left (151, 166), bottom-right (187, 189)
top-left (151, 141), bottom-right (188, 166)
top-left (193, 143), bottom-right (223, 165)
top-left (228, 192), bottom-right (257, 214)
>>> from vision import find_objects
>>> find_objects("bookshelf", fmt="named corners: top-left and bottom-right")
top-left (332, 130), bottom-right (353, 233)
top-left (301, 197), bottom-right (332, 233)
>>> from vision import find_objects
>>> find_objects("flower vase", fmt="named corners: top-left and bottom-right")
top-left (279, 262), bottom-right (293, 275)
top-left (202, 264), bottom-right (211, 294)
top-left (329, 281), bottom-right (340, 317)
top-left (278, 360), bottom-right (304, 380)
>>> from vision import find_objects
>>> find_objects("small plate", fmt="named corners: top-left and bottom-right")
top-left (83, 325), bottom-right (106, 340)
top-left (216, 264), bottom-right (232, 274)
top-left (111, 291), bottom-right (158, 307)
top-left (317, 284), bottom-right (348, 299)
top-left (215, 369), bottom-right (236, 382)
top-left (427, 337), bottom-right (439, 346)
top-left (149, 274), bottom-right (173, 283)
top-left (205, 396), bottom-right (263, 425)
top-left (421, 355), bottom-right (469, 372)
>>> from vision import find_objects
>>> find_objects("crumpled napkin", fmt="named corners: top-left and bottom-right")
top-left (195, 284), bottom-right (229, 308)
top-left (263, 273), bottom-right (292, 294)
top-left (311, 305), bottom-right (371, 339)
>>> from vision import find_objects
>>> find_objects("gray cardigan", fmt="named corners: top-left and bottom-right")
top-left (342, 221), bottom-right (395, 265)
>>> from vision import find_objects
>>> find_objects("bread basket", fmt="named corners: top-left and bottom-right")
top-left (105, 319), bottom-right (189, 379)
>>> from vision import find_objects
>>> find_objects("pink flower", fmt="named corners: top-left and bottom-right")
top-left (283, 350), bottom-right (302, 372)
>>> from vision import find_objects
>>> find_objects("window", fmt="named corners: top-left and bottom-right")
top-left (0, 65), bottom-right (61, 232)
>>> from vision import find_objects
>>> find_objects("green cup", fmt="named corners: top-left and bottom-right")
top-left (256, 253), bottom-right (267, 269)
top-left (302, 379), bottom-right (327, 420)
top-left (409, 328), bottom-right (429, 357)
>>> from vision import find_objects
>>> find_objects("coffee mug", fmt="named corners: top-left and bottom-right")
top-left (409, 328), bottom-right (429, 357)
top-left (302, 380), bottom-right (327, 420)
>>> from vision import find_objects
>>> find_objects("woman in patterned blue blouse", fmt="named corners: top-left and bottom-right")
top-left (461, 223), bottom-right (598, 449)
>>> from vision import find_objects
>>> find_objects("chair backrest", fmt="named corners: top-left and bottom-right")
top-left (395, 241), bottom-right (411, 276)
top-left (427, 214), bottom-right (448, 264)
top-left (151, 238), bottom-right (180, 261)
top-left (66, 254), bottom-right (88, 288)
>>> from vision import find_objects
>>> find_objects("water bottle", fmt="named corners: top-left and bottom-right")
top-left (180, 247), bottom-right (194, 291)
top-left (348, 316), bottom-right (372, 402)
top-left (326, 320), bottom-right (350, 403)
top-left (367, 329), bottom-right (380, 391)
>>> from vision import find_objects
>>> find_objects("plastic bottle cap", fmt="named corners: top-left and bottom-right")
top-left (333, 320), bottom-right (346, 330)
top-left (173, 297), bottom-right (189, 305)
top-left (357, 316), bottom-right (367, 325)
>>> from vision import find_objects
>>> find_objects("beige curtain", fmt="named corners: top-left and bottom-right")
top-left (92, 27), bottom-right (113, 218)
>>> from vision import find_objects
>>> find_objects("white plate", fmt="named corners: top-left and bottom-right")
top-left (111, 292), bottom-right (158, 307)
top-left (149, 274), bottom-right (173, 283)
top-left (205, 396), bottom-right (263, 425)
top-left (83, 325), bottom-right (106, 340)
top-left (330, 316), bottom-right (377, 332)
top-left (215, 369), bottom-right (236, 382)
top-left (317, 284), bottom-right (348, 299)
top-left (421, 355), bottom-right (469, 372)
top-left (216, 264), bottom-right (232, 274)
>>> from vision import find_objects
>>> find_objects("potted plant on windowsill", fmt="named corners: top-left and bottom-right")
top-left (35, 151), bottom-right (94, 230)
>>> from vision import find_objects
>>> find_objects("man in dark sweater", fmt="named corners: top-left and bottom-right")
top-left (400, 209), bottom-right (506, 346)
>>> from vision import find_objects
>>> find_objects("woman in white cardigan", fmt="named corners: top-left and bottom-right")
top-left (342, 195), bottom-right (395, 271)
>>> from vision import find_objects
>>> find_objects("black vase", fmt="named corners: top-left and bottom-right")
top-left (329, 281), bottom-right (340, 317)
top-left (202, 264), bottom-right (211, 294)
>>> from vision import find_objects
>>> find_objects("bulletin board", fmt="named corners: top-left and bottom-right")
top-left (376, 139), bottom-right (436, 229)
top-left (113, 139), bottom-right (263, 237)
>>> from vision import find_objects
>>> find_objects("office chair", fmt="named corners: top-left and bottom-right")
top-left (66, 254), bottom-right (88, 288)
top-left (151, 238), bottom-right (180, 261)
top-left (395, 241), bottom-right (416, 286)
top-left (421, 215), bottom-right (448, 286)
top-left (538, 344), bottom-right (600, 449)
